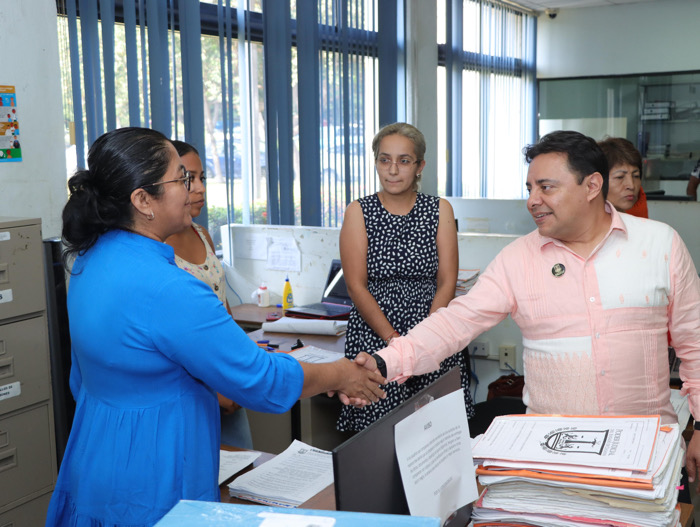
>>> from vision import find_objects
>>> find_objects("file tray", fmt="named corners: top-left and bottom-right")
top-left (155, 500), bottom-right (441, 526)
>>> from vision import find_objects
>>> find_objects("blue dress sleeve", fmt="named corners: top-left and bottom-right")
top-left (148, 274), bottom-right (304, 414)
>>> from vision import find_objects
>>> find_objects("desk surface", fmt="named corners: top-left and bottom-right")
top-left (246, 327), bottom-right (345, 354)
top-left (218, 446), bottom-right (694, 526)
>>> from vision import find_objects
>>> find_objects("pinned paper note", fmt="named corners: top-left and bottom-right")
top-left (266, 237), bottom-right (301, 272)
top-left (394, 389), bottom-right (478, 524)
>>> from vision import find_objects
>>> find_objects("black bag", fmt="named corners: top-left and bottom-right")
top-left (487, 373), bottom-right (524, 400)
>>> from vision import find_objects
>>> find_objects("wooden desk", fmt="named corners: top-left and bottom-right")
top-left (243, 328), bottom-right (352, 454)
top-left (221, 460), bottom-right (694, 527)
top-left (219, 449), bottom-right (694, 526)
top-left (246, 328), bottom-right (346, 353)
top-left (231, 303), bottom-right (283, 331)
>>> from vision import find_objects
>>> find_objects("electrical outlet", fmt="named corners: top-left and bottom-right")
top-left (470, 340), bottom-right (490, 358)
top-left (499, 345), bottom-right (516, 369)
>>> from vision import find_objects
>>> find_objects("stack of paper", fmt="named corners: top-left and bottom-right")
top-left (456, 269), bottom-right (480, 296)
top-left (287, 345), bottom-right (344, 364)
top-left (470, 415), bottom-right (684, 527)
top-left (228, 440), bottom-right (333, 508)
top-left (261, 316), bottom-right (347, 336)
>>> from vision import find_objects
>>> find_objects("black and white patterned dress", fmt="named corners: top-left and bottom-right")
top-left (337, 192), bottom-right (474, 432)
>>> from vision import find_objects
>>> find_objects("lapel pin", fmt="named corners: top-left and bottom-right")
top-left (552, 263), bottom-right (566, 277)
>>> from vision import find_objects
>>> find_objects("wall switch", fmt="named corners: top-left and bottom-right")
top-left (499, 345), bottom-right (516, 369)
top-left (470, 340), bottom-right (490, 358)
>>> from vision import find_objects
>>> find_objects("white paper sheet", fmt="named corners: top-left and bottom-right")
top-left (228, 440), bottom-right (333, 508)
top-left (472, 415), bottom-right (659, 471)
top-left (266, 237), bottom-right (301, 272)
top-left (218, 450), bottom-right (262, 485)
top-left (233, 232), bottom-right (268, 260)
top-left (288, 345), bottom-right (344, 364)
top-left (261, 317), bottom-right (347, 336)
top-left (670, 389), bottom-right (690, 430)
top-left (394, 389), bottom-right (479, 524)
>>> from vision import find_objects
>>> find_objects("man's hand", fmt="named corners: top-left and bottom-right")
top-left (686, 430), bottom-right (700, 493)
top-left (335, 355), bottom-right (386, 407)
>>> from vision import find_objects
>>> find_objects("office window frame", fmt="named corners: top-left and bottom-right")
top-left (57, 0), bottom-right (391, 238)
top-left (437, 0), bottom-right (536, 199)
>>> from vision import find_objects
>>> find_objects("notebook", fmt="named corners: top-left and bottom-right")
top-left (284, 259), bottom-right (353, 320)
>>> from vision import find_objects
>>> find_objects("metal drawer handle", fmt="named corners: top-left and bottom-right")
top-left (0, 447), bottom-right (17, 473)
top-left (0, 358), bottom-right (13, 379)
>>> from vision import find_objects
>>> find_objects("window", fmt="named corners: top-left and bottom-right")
top-left (57, 0), bottom-right (384, 248)
top-left (437, 0), bottom-right (536, 199)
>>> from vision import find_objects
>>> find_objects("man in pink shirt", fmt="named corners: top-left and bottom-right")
top-left (356, 130), bottom-right (700, 492)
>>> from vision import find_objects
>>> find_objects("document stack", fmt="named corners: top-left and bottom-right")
top-left (228, 440), bottom-right (334, 508)
top-left (470, 415), bottom-right (684, 527)
top-left (456, 269), bottom-right (480, 296)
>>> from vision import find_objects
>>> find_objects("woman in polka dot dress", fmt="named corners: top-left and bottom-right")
top-left (337, 123), bottom-right (474, 432)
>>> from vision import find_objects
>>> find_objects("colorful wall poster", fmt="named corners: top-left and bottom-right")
top-left (0, 85), bottom-right (21, 162)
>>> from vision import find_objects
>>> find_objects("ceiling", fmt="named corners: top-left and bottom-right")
top-left (509, 0), bottom-right (660, 11)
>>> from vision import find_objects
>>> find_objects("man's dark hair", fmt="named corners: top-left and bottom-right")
top-left (523, 130), bottom-right (609, 198)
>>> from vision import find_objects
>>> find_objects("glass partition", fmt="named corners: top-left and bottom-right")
top-left (538, 72), bottom-right (700, 198)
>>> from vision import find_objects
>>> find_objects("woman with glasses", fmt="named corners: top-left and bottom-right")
top-left (166, 140), bottom-right (254, 450)
top-left (336, 122), bottom-right (474, 433)
top-left (47, 127), bottom-right (386, 527)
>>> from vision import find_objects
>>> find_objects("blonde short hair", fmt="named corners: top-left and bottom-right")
top-left (371, 122), bottom-right (426, 162)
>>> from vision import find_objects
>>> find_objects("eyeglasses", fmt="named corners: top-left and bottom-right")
top-left (376, 157), bottom-right (420, 171)
top-left (141, 166), bottom-right (193, 191)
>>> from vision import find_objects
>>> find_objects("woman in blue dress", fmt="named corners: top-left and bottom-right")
top-left (46, 127), bottom-right (386, 527)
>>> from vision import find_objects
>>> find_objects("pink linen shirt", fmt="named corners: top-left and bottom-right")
top-left (379, 204), bottom-right (700, 425)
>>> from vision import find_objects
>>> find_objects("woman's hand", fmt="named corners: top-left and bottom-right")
top-left (335, 357), bottom-right (386, 407)
top-left (301, 357), bottom-right (386, 406)
top-left (217, 393), bottom-right (242, 414)
top-left (333, 352), bottom-right (384, 406)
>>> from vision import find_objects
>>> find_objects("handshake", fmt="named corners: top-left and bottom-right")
top-left (322, 352), bottom-right (387, 408)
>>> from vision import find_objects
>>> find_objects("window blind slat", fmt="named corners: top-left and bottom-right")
top-left (79, 0), bottom-right (104, 144)
top-left (122, 0), bottom-right (141, 127)
top-left (100, 0), bottom-right (117, 131)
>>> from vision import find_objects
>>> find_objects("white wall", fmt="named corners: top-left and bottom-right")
top-left (448, 198), bottom-right (700, 269)
top-left (536, 0), bottom-right (700, 79)
top-left (222, 224), bottom-right (524, 403)
top-left (0, 0), bottom-right (66, 238)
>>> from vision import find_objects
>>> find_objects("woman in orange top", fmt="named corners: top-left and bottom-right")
top-left (598, 137), bottom-right (648, 218)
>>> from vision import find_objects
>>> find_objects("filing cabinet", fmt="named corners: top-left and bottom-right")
top-left (0, 217), bottom-right (57, 524)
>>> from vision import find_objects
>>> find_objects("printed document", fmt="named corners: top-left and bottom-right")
top-left (288, 345), bottom-right (344, 364)
top-left (394, 389), bottom-right (479, 524)
top-left (218, 450), bottom-right (261, 485)
top-left (472, 415), bottom-right (660, 472)
top-left (228, 440), bottom-right (333, 507)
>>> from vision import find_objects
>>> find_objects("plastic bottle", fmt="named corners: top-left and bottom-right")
top-left (256, 282), bottom-right (270, 307)
top-left (282, 275), bottom-right (294, 309)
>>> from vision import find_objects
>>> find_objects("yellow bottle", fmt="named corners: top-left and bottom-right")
top-left (282, 275), bottom-right (294, 309)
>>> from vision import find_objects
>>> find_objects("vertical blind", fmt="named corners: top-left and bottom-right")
top-left (440, 0), bottom-right (536, 199)
top-left (57, 0), bottom-right (386, 239)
